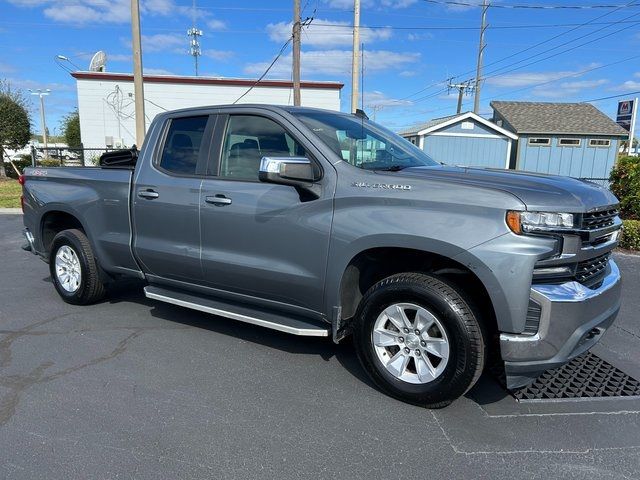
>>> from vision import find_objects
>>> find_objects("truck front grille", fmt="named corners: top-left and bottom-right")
top-left (575, 253), bottom-right (610, 288)
top-left (582, 208), bottom-right (618, 230)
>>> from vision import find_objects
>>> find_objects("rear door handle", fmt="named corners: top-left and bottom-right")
top-left (138, 189), bottom-right (159, 199)
top-left (205, 194), bottom-right (232, 206)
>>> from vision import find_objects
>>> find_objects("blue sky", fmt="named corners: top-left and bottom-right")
top-left (1, 0), bottom-right (640, 136)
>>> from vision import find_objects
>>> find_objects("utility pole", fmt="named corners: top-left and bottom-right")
top-left (473, 0), bottom-right (488, 114)
top-left (350, 0), bottom-right (361, 114)
top-left (447, 80), bottom-right (474, 114)
top-left (131, 0), bottom-right (146, 147)
top-left (29, 89), bottom-right (51, 155)
top-left (292, 0), bottom-right (301, 106)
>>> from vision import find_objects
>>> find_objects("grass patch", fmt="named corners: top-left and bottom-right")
top-left (0, 178), bottom-right (22, 208)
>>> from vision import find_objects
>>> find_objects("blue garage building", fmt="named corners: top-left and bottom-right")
top-left (491, 101), bottom-right (628, 182)
top-left (400, 111), bottom-right (517, 169)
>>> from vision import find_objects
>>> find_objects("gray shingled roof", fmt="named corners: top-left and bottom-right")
top-left (399, 114), bottom-right (458, 136)
top-left (491, 101), bottom-right (627, 136)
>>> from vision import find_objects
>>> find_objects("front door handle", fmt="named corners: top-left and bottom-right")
top-left (138, 189), bottom-right (159, 199)
top-left (205, 194), bottom-right (232, 206)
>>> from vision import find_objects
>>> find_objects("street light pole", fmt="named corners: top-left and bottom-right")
top-left (30, 89), bottom-right (51, 154)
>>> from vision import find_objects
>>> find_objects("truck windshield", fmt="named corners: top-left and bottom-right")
top-left (293, 111), bottom-right (438, 171)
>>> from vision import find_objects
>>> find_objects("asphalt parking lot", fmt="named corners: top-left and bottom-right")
top-left (1, 213), bottom-right (639, 479)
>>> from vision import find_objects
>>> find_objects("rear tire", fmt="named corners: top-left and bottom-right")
top-left (49, 229), bottom-right (106, 305)
top-left (353, 272), bottom-right (485, 408)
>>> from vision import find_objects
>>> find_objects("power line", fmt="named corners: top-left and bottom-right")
top-left (480, 11), bottom-right (640, 81)
top-left (583, 91), bottom-right (640, 102)
top-left (448, 1), bottom-right (635, 81)
top-left (422, 0), bottom-right (640, 9)
top-left (309, 18), bottom-right (640, 30)
top-left (391, 3), bottom-right (639, 103)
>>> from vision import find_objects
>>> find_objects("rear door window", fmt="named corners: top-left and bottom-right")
top-left (159, 116), bottom-right (209, 175)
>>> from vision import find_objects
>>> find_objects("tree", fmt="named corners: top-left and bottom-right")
top-left (0, 80), bottom-right (31, 177)
top-left (61, 109), bottom-right (81, 148)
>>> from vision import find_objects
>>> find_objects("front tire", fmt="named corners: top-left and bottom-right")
top-left (49, 229), bottom-right (106, 305)
top-left (353, 273), bottom-right (485, 408)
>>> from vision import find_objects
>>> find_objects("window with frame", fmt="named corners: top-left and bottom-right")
top-left (558, 138), bottom-right (581, 147)
top-left (528, 137), bottom-right (550, 146)
top-left (219, 115), bottom-right (307, 181)
top-left (158, 116), bottom-right (208, 175)
top-left (588, 139), bottom-right (611, 148)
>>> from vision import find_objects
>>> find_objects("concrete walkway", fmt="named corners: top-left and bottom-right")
top-left (0, 208), bottom-right (22, 214)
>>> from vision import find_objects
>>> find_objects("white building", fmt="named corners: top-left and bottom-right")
top-left (73, 72), bottom-right (343, 148)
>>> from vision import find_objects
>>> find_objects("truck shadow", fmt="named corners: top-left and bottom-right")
top-left (103, 284), bottom-right (380, 392)
top-left (100, 284), bottom-right (512, 406)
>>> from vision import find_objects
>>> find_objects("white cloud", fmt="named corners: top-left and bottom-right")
top-left (8, 0), bottom-right (213, 25)
top-left (202, 49), bottom-right (234, 61)
top-left (207, 19), bottom-right (227, 31)
top-left (527, 79), bottom-right (608, 99)
top-left (399, 70), bottom-right (417, 77)
top-left (266, 19), bottom-right (392, 48)
top-left (244, 49), bottom-right (419, 78)
top-left (487, 70), bottom-right (581, 88)
top-left (363, 90), bottom-right (412, 108)
top-left (0, 62), bottom-right (17, 74)
top-left (407, 32), bottom-right (434, 41)
top-left (43, 1), bottom-right (130, 24)
top-left (137, 33), bottom-right (185, 53)
top-left (144, 67), bottom-right (175, 75)
top-left (610, 79), bottom-right (640, 91)
top-left (4, 77), bottom-right (74, 92)
top-left (107, 53), bottom-right (132, 62)
top-left (322, 0), bottom-right (416, 8)
top-left (323, 0), bottom-right (374, 8)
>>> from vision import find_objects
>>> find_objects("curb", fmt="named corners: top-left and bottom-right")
top-left (0, 208), bottom-right (22, 215)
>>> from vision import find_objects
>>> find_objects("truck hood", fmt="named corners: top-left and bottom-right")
top-left (394, 165), bottom-right (618, 212)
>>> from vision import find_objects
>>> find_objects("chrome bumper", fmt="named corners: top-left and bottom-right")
top-left (501, 259), bottom-right (621, 389)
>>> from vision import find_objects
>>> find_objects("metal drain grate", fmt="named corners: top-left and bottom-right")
top-left (511, 352), bottom-right (640, 401)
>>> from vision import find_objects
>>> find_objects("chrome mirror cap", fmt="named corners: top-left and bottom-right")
top-left (259, 157), bottom-right (310, 175)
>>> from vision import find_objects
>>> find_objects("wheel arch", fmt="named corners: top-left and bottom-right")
top-left (39, 206), bottom-right (92, 257)
top-left (328, 236), bottom-right (502, 344)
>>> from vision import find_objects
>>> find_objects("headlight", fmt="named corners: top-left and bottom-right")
top-left (506, 211), bottom-right (575, 234)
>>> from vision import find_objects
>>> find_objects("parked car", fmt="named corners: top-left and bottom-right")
top-left (61, 149), bottom-right (81, 160)
top-left (19, 105), bottom-right (623, 407)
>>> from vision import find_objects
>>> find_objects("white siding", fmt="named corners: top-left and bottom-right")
top-left (76, 77), bottom-right (342, 148)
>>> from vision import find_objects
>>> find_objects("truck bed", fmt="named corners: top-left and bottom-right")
top-left (22, 166), bottom-right (141, 276)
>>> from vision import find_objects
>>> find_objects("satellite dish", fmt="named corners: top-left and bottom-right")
top-left (89, 51), bottom-right (107, 72)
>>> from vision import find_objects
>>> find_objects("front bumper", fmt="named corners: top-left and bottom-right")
top-left (500, 258), bottom-right (621, 389)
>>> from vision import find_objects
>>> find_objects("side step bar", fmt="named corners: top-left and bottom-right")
top-left (144, 286), bottom-right (330, 337)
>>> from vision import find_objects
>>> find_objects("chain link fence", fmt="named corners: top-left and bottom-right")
top-left (30, 146), bottom-right (120, 167)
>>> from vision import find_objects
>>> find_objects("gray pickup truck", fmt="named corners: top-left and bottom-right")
top-left (20, 105), bottom-right (622, 407)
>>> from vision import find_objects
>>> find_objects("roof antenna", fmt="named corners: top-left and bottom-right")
top-left (355, 43), bottom-right (368, 120)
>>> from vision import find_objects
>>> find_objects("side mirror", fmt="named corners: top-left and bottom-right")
top-left (258, 157), bottom-right (316, 185)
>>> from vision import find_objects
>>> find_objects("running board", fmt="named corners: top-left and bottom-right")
top-left (144, 286), bottom-right (330, 337)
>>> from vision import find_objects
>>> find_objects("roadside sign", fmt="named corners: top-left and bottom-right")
top-left (616, 100), bottom-right (634, 131)
top-left (616, 99), bottom-right (637, 155)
